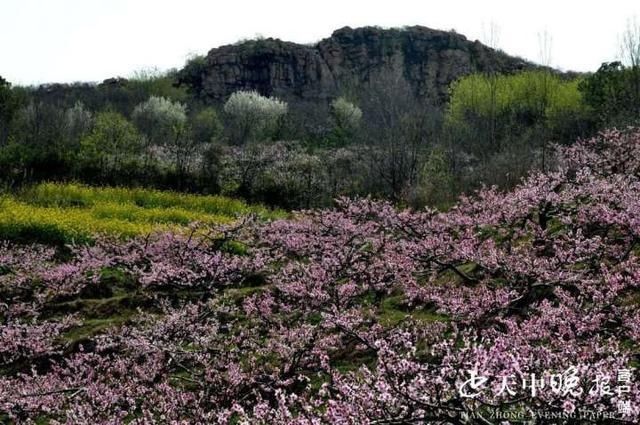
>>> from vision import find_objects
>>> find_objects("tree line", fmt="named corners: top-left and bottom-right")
top-left (1, 26), bottom-right (639, 209)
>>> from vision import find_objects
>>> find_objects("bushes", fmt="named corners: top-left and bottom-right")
top-left (218, 141), bottom-right (373, 208)
top-left (327, 97), bottom-right (362, 146)
top-left (412, 147), bottom-right (454, 208)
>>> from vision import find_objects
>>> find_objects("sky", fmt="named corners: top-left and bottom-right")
top-left (1, 0), bottom-right (639, 85)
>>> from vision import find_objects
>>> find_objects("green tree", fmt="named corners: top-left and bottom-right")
top-left (128, 68), bottom-right (188, 103)
top-left (79, 111), bottom-right (142, 178)
top-left (579, 18), bottom-right (640, 127)
top-left (414, 147), bottom-right (454, 208)
top-left (0, 76), bottom-right (23, 146)
top-left (328, 97), bottom-right (362, 146)
top-left (579, 62), bottom-right (639, 126)
top-left (175, 55), bottom-right (208, 99)
top-left (446, 70), bottom-right (592, 194)
top-left (191, 107), bottom-right (223, 144)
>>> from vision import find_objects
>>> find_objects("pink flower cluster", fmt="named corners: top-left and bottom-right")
top-left (1, 129), bottom-right (640, 423)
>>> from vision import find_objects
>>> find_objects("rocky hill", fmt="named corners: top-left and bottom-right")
top-left (180, 26), bottom-right (535, 104)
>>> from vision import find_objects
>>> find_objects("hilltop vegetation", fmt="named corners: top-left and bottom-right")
top-left (177, 25), bottom-right (534, 103)
top-left (4, 24), bottom-right (640, 209)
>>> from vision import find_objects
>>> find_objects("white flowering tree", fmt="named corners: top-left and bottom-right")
top-left (132, 96), bottom-right (187, 146)
top-left (223, 90), bottom-right (287, 144)
top-left (133, 96), bottom-right (202, 181)
top-left (331, 97), bottom-right (362, 131)
top-left (63, 101), bottom-right (93, 151)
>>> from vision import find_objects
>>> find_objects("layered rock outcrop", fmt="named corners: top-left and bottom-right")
top-left (186, 26), bottom-right (533, 103)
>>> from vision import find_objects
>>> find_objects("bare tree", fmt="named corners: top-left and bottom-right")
top-left (537, 30), bottom-right (554, 171)
top-left (482, 21), bottom-right (502, 150)
top-left (359, 72), bottom-right (437, 201)
top-left (620, 17), bottom-right (640, 115)
top-left (537, 30), bottom-right (553, 69)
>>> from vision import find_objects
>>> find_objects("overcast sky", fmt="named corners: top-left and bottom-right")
top-left (1, 0), bottom-right (638, 85)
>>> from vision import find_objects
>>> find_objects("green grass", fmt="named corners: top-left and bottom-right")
top-left (61, 315), bottom-right (136, 344)
top-left (378, 294), bottom-right (449, 326)
top-left (0, 182), bottom-right (285, 245)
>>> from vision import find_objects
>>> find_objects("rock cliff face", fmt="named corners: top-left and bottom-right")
top-left (189, 26), bottom-right (533, 104)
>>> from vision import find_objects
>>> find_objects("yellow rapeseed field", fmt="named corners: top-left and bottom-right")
top-left (0, 182), bottom-right (282, 244)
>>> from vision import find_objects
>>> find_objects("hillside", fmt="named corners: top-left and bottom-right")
top-left (0, 25), bottom-right (610, 211)
top-left (179, 25), bottom-right (535, 103)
